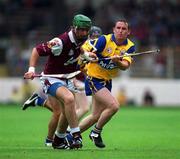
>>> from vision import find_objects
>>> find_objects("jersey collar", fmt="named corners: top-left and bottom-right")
top-left (111, 34), bottom-right (128, 45)
top-left (68, 30), bottom-right (77, 45)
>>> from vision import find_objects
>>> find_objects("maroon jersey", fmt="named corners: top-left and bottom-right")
top-left (76, 72), bottom-right (86, 82)
top-left (36, 30), bottom-right (84, 74)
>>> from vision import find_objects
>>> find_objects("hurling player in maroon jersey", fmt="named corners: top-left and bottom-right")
top-left (24, 14), bottom-right (92, 149)
top-left (22, 25), bottom-right (102, 148)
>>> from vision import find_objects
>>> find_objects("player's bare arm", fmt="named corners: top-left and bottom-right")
top-left (24, 47), bottom-right (40, 79)
top-left (111, 55), bottom-right (130, 70)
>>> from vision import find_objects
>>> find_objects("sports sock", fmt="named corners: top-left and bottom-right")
top-left (71, 127), bottom-right (80, 134)
top-left (55, 131), bottom-right (66, 138)
top-left (71, 127), bottom-right (81, 138)
top-left (66, 126), bottom-right (71, 133)
top-left (93, 125), bottom-right (102, 134)
top-left (35, 96), bottom-right (45, 106)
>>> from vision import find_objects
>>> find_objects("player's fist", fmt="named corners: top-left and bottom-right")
top-left (24, 71), bottom-right (35, 80)
top-left (111, 55), bottom-right (121, 63)
top-left (82, 51), bottom-right (98, 62)
top-left (47, 38), bottom-right (61, 47)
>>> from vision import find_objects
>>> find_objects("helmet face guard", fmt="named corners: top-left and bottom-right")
top-left (73, 14), bottom-right (92, 30)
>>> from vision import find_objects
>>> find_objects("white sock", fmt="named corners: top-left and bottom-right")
top-left (55, 131), bottom-right (66, 138)
top-left (71, 127), bottom-right (80, 134)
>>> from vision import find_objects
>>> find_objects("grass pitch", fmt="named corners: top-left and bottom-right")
top-left (0, 104), bottom-right (180, 159)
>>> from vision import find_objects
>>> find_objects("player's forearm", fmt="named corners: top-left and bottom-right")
top-left (29, 47), bottom-right (40, 67)
top-left (24, 48), bottom-right (40, 79)
top-left (27, 47), bottom-right (40, 73)
top-left (115, 60), bottom-right (130, 70)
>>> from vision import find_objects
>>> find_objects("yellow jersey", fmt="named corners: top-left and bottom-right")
top-left (81, 34), bottom-right (135, 80)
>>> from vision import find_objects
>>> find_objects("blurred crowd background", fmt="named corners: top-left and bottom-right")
top-left (0, 0), bottom-right (180, 79)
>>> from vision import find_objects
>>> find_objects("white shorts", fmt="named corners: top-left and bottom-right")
top-left (40, 77), bottom-right (78, 96)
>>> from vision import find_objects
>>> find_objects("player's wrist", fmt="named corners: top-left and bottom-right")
top-left (28, 66), bottom-right (35, 73)
top-left (81, 51), bottom-right (90, 61)
top-left (82, 51), bottom-right (97, 61)
top-left (82, 51), bottom-right (90, 58)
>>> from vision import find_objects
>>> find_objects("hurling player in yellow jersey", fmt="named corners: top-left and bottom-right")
top-left (79, 19), bottom-right (135, 148)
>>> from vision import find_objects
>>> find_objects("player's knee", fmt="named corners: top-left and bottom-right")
top-left (53, 109), bottom-right (61, 117)
top-left (64, 95), bottom-right (75, 106)
top-left (110, 102), bottom-right (119, 113)
top-left (53, 113), bottom-right (60, 120)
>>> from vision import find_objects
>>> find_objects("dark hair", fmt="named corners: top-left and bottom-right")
top-left (115, 19), bottom-right (130, 30)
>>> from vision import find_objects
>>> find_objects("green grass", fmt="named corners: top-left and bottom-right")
top-left (0, 104), bottom-right (180, 159)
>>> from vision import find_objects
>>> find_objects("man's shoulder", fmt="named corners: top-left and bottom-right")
top-left (57, 31), bottom-right (73, 46)
top-left (57, 32), bottom-right (69, 39)
top-left (127, 38), bottom-right (135, 46)
top-left (101, 34), bottom-right (112, 41)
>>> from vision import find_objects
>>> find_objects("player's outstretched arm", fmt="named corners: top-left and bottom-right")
top-left (24, 48), bottom-right (40, 79)
top-left (111, 55), bottom-right (130, 70)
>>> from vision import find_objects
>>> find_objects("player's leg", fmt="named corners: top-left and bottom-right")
top-left (42, 99), bottom-right (53, 112)
top-left (50, 85), bottom-right (82, 149)
top-left (89, 88), bottom-right (119, 148)
top-left (53, 107), bottom-right (70, 149)
top-left (74, 91), bottom-right (89, 119)
top-left (79, 97), bottom-right (105, 132)
top-left (66, 91), bottom-right (89, 134)
top-left (79, 96), bottom-right (106, 148)
top-left (73, 78), bottom-right (89, 119)
top-left (65, 85), bottom-right (90, 146)
top-left (93, 88), bottom-right (119, 128)
top-left (56, 87), bottom-right (78, 130)
top-left (41, 78), bottom-right (82, 149)
top-left (44, 96), bottom-right (61, 146)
